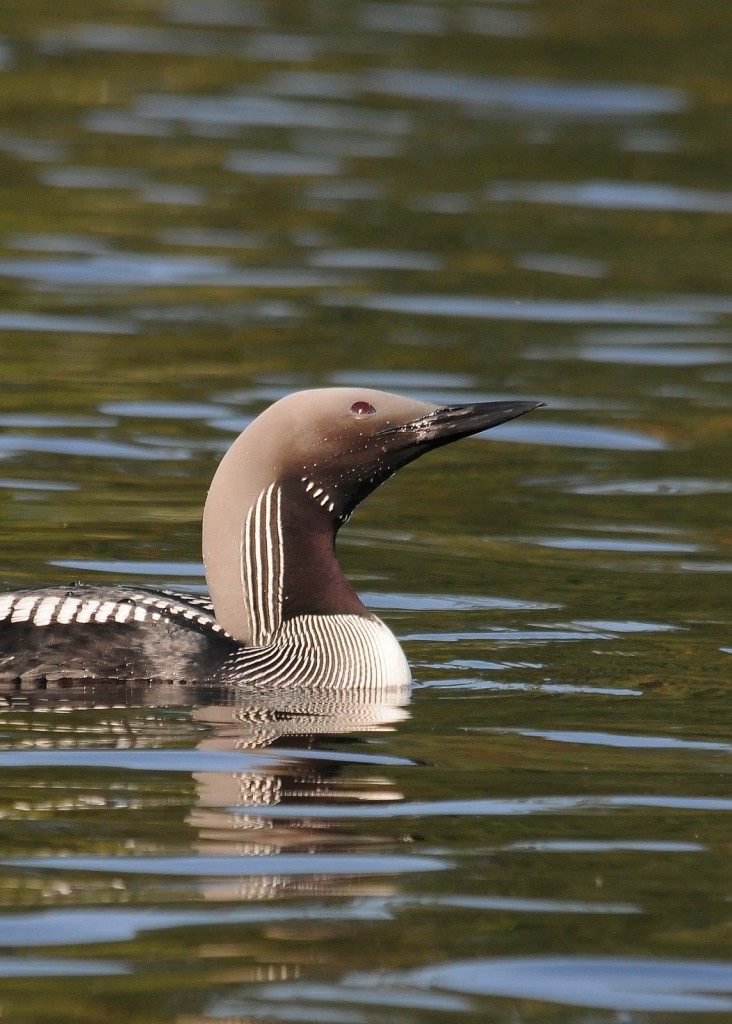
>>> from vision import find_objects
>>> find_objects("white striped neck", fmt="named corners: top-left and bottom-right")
top-left (203, 476), bottom-right (367, 645)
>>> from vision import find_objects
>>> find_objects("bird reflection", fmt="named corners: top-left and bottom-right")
top-left (186, 682), bottom-right (410, 866)
top-left (0, 678), bottom-right (411, 898)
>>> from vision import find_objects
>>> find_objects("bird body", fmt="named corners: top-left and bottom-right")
top-left (0, 388), bottom-right (542, 687)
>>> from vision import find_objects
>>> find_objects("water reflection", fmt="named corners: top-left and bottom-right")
top-left (488, 179), bottom-right (732, 213)
top-left (340, 956), bottom-right (732, 1013)
top-left (364, 68), bottom-right (687, 117)
top-left (0, 678), bottom-right (414, 901)
top-left (329, 292), bottom-right (711, 325)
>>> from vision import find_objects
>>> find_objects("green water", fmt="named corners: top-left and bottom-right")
top-left (0, 1), bottom-right (729, 1020)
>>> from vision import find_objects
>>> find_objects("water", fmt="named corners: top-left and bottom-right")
top-left (0, 1), bottom-right (730, 1020)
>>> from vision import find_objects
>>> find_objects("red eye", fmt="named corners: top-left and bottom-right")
top-left (351, 401), bottom-right (376, 416)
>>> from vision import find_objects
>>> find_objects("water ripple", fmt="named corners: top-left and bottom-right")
top-left (358, 956), bottom-right (732, 1012)
top-left (419, 894), bottom-right (638, 915)
top-left (232, 793), bottom-right (732, 820)
top-left (0, 254), bottom-right (346, 289)
top-left (567, 478), bottom-right (732, 496)
top-left (3, 853), bottom-right (448, 877)
top-left (505, 840), bottom-right (705, 853)
top-left (99, 400), bottom-right (233, 420)
top-left (364, 69), bottom-right (687, 117)
top-left (168, 0), bottom-right (268, 28)
top-left (579, 344), bottom-right (731, 366)
top-left (536, 537), bottom-right (698, 553)
top-left (308, 248), bottom-right (441, 271)
top-left (478, 421), bottom-right (671, 450)
top-left (137, 93), bottom-right (410, 135)
top-left (363, 591), bottom-right (557, 612)
top-left (493, 729), bottom-right (731, 752)
top-left (0, 311), bottom-right (134, 334)
top-left (489, 179), bottom-right (732, 214)
top-left (0, 901), bottom-right (398, 948)
top-left (225, 149), bottom-right (344, 176)
top-left (0, 957), bottom-right (127, 978)
top-left (0, 436), bottom-right (186, 460)
top-left (326, 292), bottom-right (709, 326)
top-left (0, 747), bottom-right (415, 771)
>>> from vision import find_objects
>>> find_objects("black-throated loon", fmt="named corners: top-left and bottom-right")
top-left (0, 388), bottom-right (542, 687)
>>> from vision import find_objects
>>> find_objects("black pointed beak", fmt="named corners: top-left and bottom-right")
top-left (377, 399), bottom-right (545, 449)
top-left (331, 398), bottom-right (545, 527)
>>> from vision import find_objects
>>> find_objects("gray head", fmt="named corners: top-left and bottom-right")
top-left (203, 388), bottom-right (542, 642)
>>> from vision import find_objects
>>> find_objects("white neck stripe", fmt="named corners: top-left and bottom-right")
top-left (243, 483), bottom-right (283, 645)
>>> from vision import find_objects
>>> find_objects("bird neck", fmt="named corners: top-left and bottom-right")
top-left (203, 479), bottom-right (367, 645)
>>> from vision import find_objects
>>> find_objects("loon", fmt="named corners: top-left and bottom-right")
top-left (0, 388), bottom-right (542, 687)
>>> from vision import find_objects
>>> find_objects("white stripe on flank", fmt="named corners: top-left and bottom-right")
top-left (11, 595), bottom-right (38, 623)
top-left (56, 597), bottom-right (81, 624)
top-left (114, 604), bottom-right (132, 623)
top-left (94, 600), bottom-right (118, 623)
top-left (75, 600), bottom-right (100, 624)
top-left (33, 596), bottom-right (60, 626)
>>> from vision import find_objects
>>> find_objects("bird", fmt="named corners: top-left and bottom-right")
top-left (0, 388), bottom-right (542, 688)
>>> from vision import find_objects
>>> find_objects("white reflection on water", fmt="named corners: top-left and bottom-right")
top-left (493, 728), bottom-right (732, 752)
top-left (1, 853), bottom-right (447, 877)
top-left (0, 254), bottom-right (348, 288)
top-left (567, 478), bottom-right (732, 496)
top-left (462, 5), bottom-right (535, 39)
top-left (0, 133), bottom-right (67, 161)
top-left (505, 839), bottom-right (706, 853)
top-left (38, 22), bottom-right (275, 58)
top-left (328, 369), bottom-right (476, 389)
top-left (516, 251), bottom-right (609, 278)
top-left (225, 150), bottom-right (344, 176)
top-left (327, 292), bottom-right (711, 326)
top-left (535, 537), bottom-right (699, 553)
top-left (365, 68), bottom-right (687, 117)
top-left (159, 227), bottom-right (265, 248)
top-left (352, 956), bottom-right (732, 1012)
top-left (99, 400), bottom-right (234, 419)
top-left (5, 232), bottom-right (109, 254)
top-left (422, 894), bottom-right (638, 915)
top-left (359, 3), bottom-right (447, 35)
top-left (308, 248), bottom-right (441, 271)
top-left (578, 344), bottom-right (731, 365)
top-left (0, 311), bottom-right (134, 334)
top-left (265, 70), bottom-right (360, 99)
top-left (168, 0), bottom-right (269, 28)
top-left (488, 179), bottom-right (732, 213)
top-left (139, 183), bottom-right (206, 206)
top-left (0, 436), bottom-right (188, 460)
top-left (478, 421), bottom-right (670, 450)
top-left (40, 166), bottom-right (150, 189)
top-left (0, 900), bottom-right (401, 948)
top-left (137, 92), bottom-right (411, 134)
top-left (51, 558), bottom-right (204, 577)
top-left (582, 327), bottom-right (732, 345)
top-left (361, 591), bottom-right (556, 612)
top-left (0, 958), bottom-right (128, 978)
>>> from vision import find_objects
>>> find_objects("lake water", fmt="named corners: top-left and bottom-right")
top-left (0, 1), bottom-right (730, 1021)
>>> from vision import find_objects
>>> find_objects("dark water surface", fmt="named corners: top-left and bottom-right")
top-left (0, 1), bottom-right (730, 1021)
